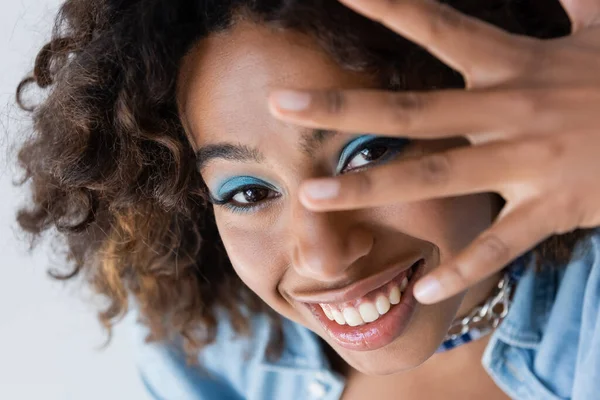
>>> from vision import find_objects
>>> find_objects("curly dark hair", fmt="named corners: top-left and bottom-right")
top-left (15, 0), bottom-right (594, 361)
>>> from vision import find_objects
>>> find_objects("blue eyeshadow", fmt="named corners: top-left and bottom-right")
top-left (338, 135), bottom-right (377, 167)
top-left (336, 135), bottom-right (409, 173)
top-left (214, 176), bottom-right (275, 200)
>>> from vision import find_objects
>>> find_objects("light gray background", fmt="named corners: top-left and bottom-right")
top-left (1, 1), bottom-right (151, 399)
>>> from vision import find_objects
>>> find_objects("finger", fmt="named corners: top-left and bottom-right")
top-left (559, 0), bottom-right (600, 32)
top-left (413, 200), bottom-right (550, 304)
top-left (270, 88), bottom-right (536, 139)
top-left (271, 87), bottom-right (600, 142)
top-left (299, 140), bottom-right (538, 211)
top-left (338, 0), bottom-right (528, 85)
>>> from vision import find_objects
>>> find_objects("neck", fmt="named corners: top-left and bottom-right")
top-left (455, 271), bottom-right (503, 319)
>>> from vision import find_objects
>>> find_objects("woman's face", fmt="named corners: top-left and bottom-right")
top-left (178, 21), bottom-right (499, 375)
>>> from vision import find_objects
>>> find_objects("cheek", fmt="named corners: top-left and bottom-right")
top-left (432, 194), bottom-right (496, 256)
top-left (379, 194), bottom-right (494, 260)
top-left (214, 212), bottom-right (288, 310)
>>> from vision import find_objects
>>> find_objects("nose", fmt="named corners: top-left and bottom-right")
top-left (290, 204), bottom-right (374, 282)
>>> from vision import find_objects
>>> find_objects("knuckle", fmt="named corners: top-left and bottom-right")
top-left (511, 39), bottom-right (549, 76)
top-left (538, 139), bottom-right (567, 168)
top-left (513, 138), bottom-right (565, 170)
top-left (427, 3), bottom-right (466, 39)
top-left (391, 92), bottom-right (425, 111)
top-left (323, 90), bottom-right (345, 115)
top-left (478, 234), bottom-right (511, 265)
top-left (507, 90), bottom-right (545, 119)
top-left (541, 138), bottom-right (567, 163)
top-left (417, 153), bottom-right (452, 185)
top-left (445, 264), bottom-right (471, 287)
top-left (549, 194), bottom-right (581, 234)
top-left (381, 0), bottom-right (403, 14)
top-left (386, 92), bottom-right (425, 129)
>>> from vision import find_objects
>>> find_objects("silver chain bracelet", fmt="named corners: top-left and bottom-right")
top-left (444, 271), bottom-right (514, 342)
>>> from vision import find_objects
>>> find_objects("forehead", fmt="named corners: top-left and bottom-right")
top-left (177, 20), bottom-right (373, 151)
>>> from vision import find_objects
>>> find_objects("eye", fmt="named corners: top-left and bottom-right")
top-left (339, 136), bottom-right (409, 174)
top-left (230, 186), bottom-right (273, 205)
top-left (211, 176), bottom-right (280, 214)
top-left (343, 145), bottom-right (390, 171)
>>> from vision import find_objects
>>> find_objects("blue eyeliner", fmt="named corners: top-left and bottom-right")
top-left (337, 135), bottom-right (376, 172)
top-left (212, 176), bottom-right (277, 203)
top-left (336, 135), bottom-right (410, 174)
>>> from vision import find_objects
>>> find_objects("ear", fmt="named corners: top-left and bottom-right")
top-left (559, 0), bottom-right (600, 32)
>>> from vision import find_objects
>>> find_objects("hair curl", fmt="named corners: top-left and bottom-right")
top-left (15, 0), bottom-right (594, 361)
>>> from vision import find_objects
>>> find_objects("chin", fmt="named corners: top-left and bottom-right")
top-left (336, 342), bottom-right (437, 376)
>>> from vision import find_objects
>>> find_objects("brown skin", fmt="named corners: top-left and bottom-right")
top-left (342, 336), bottom-right (508, 399)
top-left (178, 20), bottom-right (502, 380)
top-left (15, 1), bottom-right (594, 387)
top-left (270, 0), bottom-right (600, 306)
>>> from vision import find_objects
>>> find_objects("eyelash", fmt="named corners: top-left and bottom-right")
top-left (338, 137), bottom-right (409, 174)
top-left (211, 185), bottom-right (280, 214)
top-left (213, 137), bottom-right (410, 213)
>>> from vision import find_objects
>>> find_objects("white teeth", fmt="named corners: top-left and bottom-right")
top-left (400, 277), bottom-right (409, 292)
top-left (358, 302), bottom-right (379, 323)
top-left (343, 307), bottom-right (364, 327)
top-left (375, 295), bottom-right (391, 315)
top-left (319, 275), bottom-right (412, 327)
top-left (389, 285), bottom-right (401, 305)
top-left (331, 308), bottom-right (346, 325)
top-left (322, 305), bottom-right (334, 321)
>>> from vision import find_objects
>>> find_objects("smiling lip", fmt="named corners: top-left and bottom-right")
top-left (290, 255), bottom-right (423, 305)
top-left (306, 260), bottom-right (426, 351)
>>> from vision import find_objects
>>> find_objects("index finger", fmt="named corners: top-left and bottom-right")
top-left (339, 0), bottom-right (530, 86)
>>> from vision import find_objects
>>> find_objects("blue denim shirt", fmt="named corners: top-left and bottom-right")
top-left (133, 230), bottom-right (600, 399)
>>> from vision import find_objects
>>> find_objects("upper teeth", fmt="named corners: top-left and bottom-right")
top-left (319, 277), bottom-right (410, 327)
top-left (400, 276), bottom-right (408, 291)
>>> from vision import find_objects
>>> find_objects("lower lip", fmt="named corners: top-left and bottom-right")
top-left (306, 260), bottom-right (426, 352)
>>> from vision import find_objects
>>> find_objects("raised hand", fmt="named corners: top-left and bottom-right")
top-left (269, 0), bottom-right (600, 304)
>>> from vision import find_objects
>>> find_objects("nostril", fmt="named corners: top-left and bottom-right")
top-left (346, 226), bottom-right (374, 261)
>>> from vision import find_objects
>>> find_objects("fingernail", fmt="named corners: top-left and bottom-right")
top-left (414, 276), bottom-right (442, 303)
top-left (303, 180), bottom-right (340, 200)
top-left (272, 90), bottom-right (311, 111)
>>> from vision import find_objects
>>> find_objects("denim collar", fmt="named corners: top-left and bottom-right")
top-left (258, 318), bottom-right (346, 399)
top-left (494, 252), bottom-right (558, 348)
top-left (259, 318), bottom-right (330, 372)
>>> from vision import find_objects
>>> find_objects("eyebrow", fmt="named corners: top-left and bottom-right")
top-left (195, 129), bottom-right (339, 170)
top-left (196, 143), bottom-right (263, 170)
